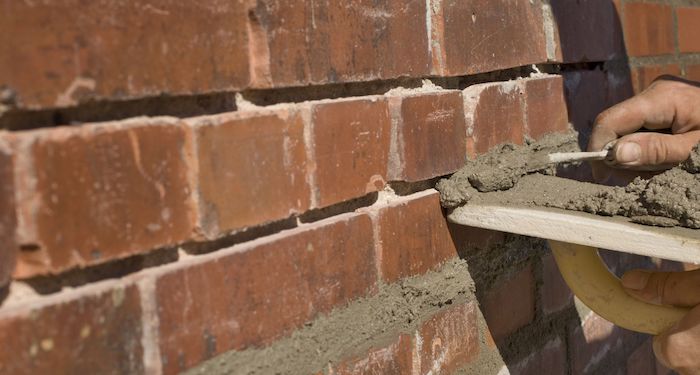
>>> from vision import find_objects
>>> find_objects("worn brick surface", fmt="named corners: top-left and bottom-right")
top-left (0, 283), bottom-right (143, 375)
top-left (549, 0), bottom-right (624, 63)
top-left (435, 0), bottom-right (547, 76)
top-left (311, 98), bottom-right (391, 207)
top-left (0, 135), bottom-right (16, 286)
top-left (375, 190), bottom-right (458, 283)
top-left (483, 264), bottom-right (535, 341)
top-left (416, 302), bottom-right (480, 374)
top-left (333, 334), bottom-right (413, 375)
top-left (0, 1), bottom-right (249, 109)
top-left (13, 119), bottom-right (195, 277)
top-left (570, 311), bottom-right (631, 375)
top-left (678, 7), bottom-right (700, 53)
top-left (686, 65), bottom-right (700, 82)
top-left (250, 1), bottom-right (430, 88)
top-left (155, 213), bottom-right (376, 374)
top-left (192, 109), bottom-right (310, 238)
top-left (622, 3), bottom-right (675, 57)
top-left (524, 76), bottom-right (570, 139)
top-left (541, 255), bottom-right (573, 314)
top-left (508, 338), bottom-right (567, 375)
top-left (631, 64), bottom-right (681, 93)
top-left (463, 81), bottom-right (525, 157)
top-left (392, 91), bottom-right (467, 182)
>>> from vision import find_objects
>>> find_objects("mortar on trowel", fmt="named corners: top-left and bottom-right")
top-left (438, 133), bottom-right (700, 335)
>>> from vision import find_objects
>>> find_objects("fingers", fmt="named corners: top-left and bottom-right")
top-left (653, 304), bottom-right (700, 374)
top-left (608, 130), bottom-right (700, 170)
top-left (621, 269), bottom-right (700, 307)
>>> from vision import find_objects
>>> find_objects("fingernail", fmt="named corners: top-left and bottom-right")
top-left (621, 270), bottom-right (651, 290)
top-left (616, 142), bottom-right (642, 164)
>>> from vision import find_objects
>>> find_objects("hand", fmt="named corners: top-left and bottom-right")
top-left (588, 76), bottom-right (700, 185)
top-left (622, 269), bottom-right (700, 374)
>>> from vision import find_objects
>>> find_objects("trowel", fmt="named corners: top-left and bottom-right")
top-left (447, 149), bottom-right (697, 335)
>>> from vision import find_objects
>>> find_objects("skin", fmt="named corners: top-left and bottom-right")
top-left (589, 76), bottom-right (700, 374)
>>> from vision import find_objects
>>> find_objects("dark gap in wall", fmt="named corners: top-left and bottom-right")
top-left (298, 192), bottom-right (379, 224)
top-left (21, 247), bottom-right (179, 295)
top-left (182, 216), bottom-right (298, 255)
top-left (0, 285), bottom-right (8, 306)
top-left (388, 177), bottom-right (444, 196)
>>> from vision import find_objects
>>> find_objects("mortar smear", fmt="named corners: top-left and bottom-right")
top-left (437, 134), bottom-right (700, 229)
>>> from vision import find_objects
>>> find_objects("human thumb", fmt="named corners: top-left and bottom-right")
top-left (610, 131), bottom-right (700, 170)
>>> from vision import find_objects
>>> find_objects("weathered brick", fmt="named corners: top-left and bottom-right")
top-left (483, 264), bottom-right (535, 341)
top-left (0, 1), bottom-right (249, 110)
top-left (390, 91), bottom-right (467, 182)
top-left (677, 7), bottom-right (700, 53)
top-left (191, 109), bottom-right (310, 238)
top-left (523, 76), bottom-right (570, 139)
top-left (374, 190), bottom-right (458, 283)
top-left (333, 334), bottom-right (413, 375)
top-left (622, 3), bottom-right (675, 57)
top-left (155, 213), bottom-right (377, 374)
top-left (463, 81), bottom-right (525, 157)
top-left (0, 282), bottom-right (143, 374)
top-left (508, 338), bottom-right (567, 375)
top-left (416, 302), bottom-right (480, 374)
top-left (433, 0), bottom-right (547, 76)
top-left (686, 64), bottom-right (700, 82)
top-left (631, 64), bottom-right (681, 94)
top-left (541, 254), bottom-right (573, 314)
top-left (570, 311), bottom-right (630, 374)
top-left (548, 0), bottom-right (624, 62)
top-left (249, 1), bottom-right (430, 88)
top-left (13, 118), bottom-right (195, 277)
top-left (0, 134), bottom-right (16, 286)
top-left (310, 98), bottom-right (391, 207)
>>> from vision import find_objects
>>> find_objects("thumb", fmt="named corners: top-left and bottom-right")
top-left (621, 269), bottom-right (700, 307)
top-left (609, 130), bottom-right (700, 170)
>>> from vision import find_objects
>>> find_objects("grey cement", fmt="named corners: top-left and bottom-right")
top-left (437, 134), bottom-right (700, 229)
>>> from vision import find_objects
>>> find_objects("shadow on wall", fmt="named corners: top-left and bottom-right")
top-left (450, 1), bottom-right (681, 374)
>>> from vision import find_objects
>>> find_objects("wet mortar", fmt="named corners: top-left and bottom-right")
top-left (437, 133), bottom-right (700, 229)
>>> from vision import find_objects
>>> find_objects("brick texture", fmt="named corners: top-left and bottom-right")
top-left (541, 255), bottom-right (573, 314)
top-left (0, 135), bottom-right (16, 286)
top-left (686, 65), bottom-right (700, 82)
top-left (13, 119), bottom-right (196, 277)
top-left (310, 98), bottom-right (391, 207)
top-left (192, 109), bottom-right (310, 238)
top-left (391, 91), bottom-right (467, 182)
top-left (622, 3), bottom-right (675, 57)
top-left (677, 7), bottom-right (700, 53)
top-left (508, 338), bottom-right (567, 375)
top-left (416, 302), bottom-right (480, 374)
top-left (570, 312), bottom-right (631, 375)
top-left (631, 64), bottom-right (681, 93)
top-left (524, 76), bottom-right (570, 139)
top-left (435, 0), bottom-right (547, 76)
top-left (627, 339), bottom-right (666, 375)
top-left (0, 1), bottom-right (250, 109)
top-left (250, 1), bottom-right (430, 88)
top-left (332, 335), bottom-right (413, 375)
top-left (0, 283), bottom-right (143, 375)
top-left (374, 190), bottom-right (458, 283)
top-left (155, 213), bottom-right (376, 374)
top-left (483, 264), bottom-right (535, 341)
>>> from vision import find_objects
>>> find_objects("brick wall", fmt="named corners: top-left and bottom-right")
top-left (0, 0), bottom-right (695, 374)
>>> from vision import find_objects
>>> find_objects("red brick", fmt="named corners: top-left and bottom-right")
top-left (391, 91), bottom-right (467, 182)
top-left (0, 1), bottom-right (249, 110)
top-left (509, 338), bottom-right (567, 375)
top-left (155, 213), bottom-right (377, 374)
top-left (0, 282), bottom-right (143, 374)
top-left (416, 302), bottom-right (480, 374)
top-left (626, 339), bottom-right (657, 375)
top-left (333, 335), bottom-right (413, 375)
top-left (447, 225), bottom-right (505, 253)
top-left (13, 119), bottom-right (196, 277)
top-left (483, 264), bottom-right (535, 341)
top-left (250, 1), bottom-right (430, 88)
top-left (523, 76), bottom-right (570, 139)
top-left (630, 64), bottom-right (681, 94)
top-left (541, 254), bottom-right (573, 314)
top-left (622, 3), bottom-right (675, 57)
top-left (570, 311), bottom-right (629, 374)
top-left (433, 0), bottom-right (547, 76)
top-left (191, 109), bottom-right (310, 238)
top-left (310, 98), bottom-right (391, 207)
top-left (0, 135), bottom-right (16, 286)
top-left (548, 0), bottom-right (624, 62)
top-left (374, 190), bottom-right (458, 283)
top-left (686, 65), bottom-right (700, 82)
top-left (677, 7), bottom-right (700, 53)
top-left (463, 81), bottom-right (525, 156)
